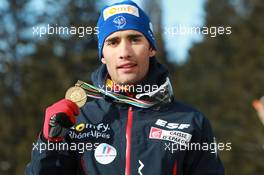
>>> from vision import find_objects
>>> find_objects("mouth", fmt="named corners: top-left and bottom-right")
top-left (117, 63), bottom-right (137, 72)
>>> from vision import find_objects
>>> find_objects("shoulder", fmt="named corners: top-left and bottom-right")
top-left (167, 100), bottom-right (203, 117)
top-left (166, 100), bottom-right (211, 130)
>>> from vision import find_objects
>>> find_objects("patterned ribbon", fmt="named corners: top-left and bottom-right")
top-left (75, 80), bottom-right (157, 108)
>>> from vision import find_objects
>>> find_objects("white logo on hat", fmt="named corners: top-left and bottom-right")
top-left (94, 143), bottom-right (117, 165)
top-left (113, 16), bottom-right (127, 29)
top-left (103, 4), bottom-right (139, 20)
top-left (149, 22), bottom-right (154, 32)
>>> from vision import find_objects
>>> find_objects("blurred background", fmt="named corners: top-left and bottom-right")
top-left (0, 0), bottom-right (263, 174)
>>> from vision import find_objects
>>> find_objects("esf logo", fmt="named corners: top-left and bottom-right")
top-left (155, 119), bottom-right (190, 130)
top-left (113, 16), bottom-right (126, 29)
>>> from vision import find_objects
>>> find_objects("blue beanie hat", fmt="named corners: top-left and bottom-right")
top-left (97, 0), bottom-right (157, 59)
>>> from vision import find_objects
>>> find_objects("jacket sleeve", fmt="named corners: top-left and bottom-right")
top-left (183, 114), bottom-right (225, 175)
top-left (25, 134), bottom-right (80, 175)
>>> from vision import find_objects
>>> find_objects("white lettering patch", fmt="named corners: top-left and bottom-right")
top-left (149, 127), bottom-right (192, 146)
top-left (103, 4), bottom-right (139, 20)
top-left (155, 119), bottom-right (190, 130)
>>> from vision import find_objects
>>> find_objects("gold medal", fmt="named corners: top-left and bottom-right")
top-left (65, 86), bottom-right (87, 108)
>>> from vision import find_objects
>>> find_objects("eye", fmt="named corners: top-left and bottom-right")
top-left (131, 37), bottom-right (141, 43)
top-left (105, 40), bottom-right (117, 46)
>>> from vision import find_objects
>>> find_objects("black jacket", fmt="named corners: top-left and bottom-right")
top-left (26, 59), bottom-right (225, 175)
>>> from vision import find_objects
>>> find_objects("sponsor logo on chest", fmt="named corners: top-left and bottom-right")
top-left (149, 127), bottom-right (192, 146)
top-left (155, 119), bottom-right (190, 130)
top-left (149, 119), bottom-right (192, 146)
top-left (69, 122), bottom-right (111, 140)
top-left (94, 143), bottom-right (117, 165)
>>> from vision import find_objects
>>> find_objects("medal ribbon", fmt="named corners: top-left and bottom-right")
top-left (75, 80), bottom-right (157, 108)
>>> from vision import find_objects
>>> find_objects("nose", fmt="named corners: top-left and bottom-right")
top-left (119, 40), bottom-right (132, 60)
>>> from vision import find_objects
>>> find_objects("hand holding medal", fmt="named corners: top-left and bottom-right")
top-left (65, 86), bottom-right (87, 108)
top-left (43, 84), bottom-right (87, 141)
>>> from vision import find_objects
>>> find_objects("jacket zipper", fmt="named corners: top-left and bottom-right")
top-left (173, 160), bottom-right (177, 175)
top-left (81, 157), bottom-right (88, 175)
top-left (125, 106), bottom-right (133, 175)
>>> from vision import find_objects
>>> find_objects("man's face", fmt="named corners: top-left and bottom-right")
top-left (101, 30), bottom-right (156, 85)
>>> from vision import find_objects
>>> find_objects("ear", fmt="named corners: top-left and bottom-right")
top-left (101, 57), bottom-right (106, 64)
top-left (149, 48), bottom-right (156, 57)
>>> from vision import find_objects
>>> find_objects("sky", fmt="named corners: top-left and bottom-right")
top-left (161, 0), bottom-right (205, 63)
top-left (104, 0), bottom-right (206, 63)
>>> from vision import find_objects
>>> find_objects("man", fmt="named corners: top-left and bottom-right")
top-left (253, 96), bottom-right (264, 126)
top-left (26, 1), bottom-right (225, 175)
